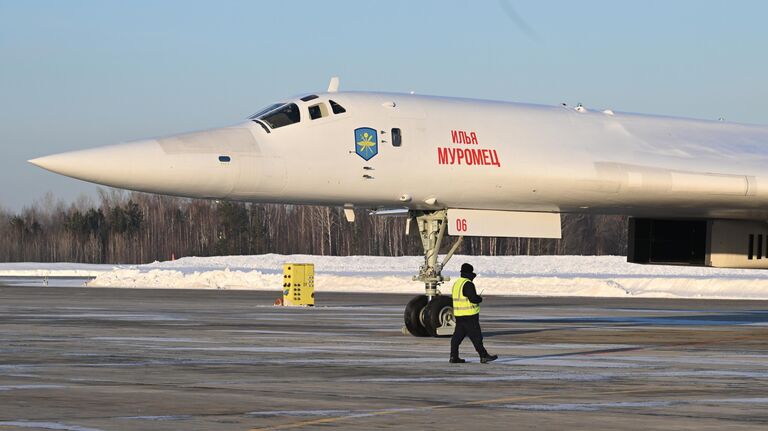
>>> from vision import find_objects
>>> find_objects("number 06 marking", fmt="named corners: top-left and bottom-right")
top-left (456, 218), bottom-right (468, 232)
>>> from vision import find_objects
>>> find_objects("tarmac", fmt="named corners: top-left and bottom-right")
top-left (2, 285), bottom-right (768, 430)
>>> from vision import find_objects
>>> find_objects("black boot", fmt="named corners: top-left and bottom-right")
top-left (449, 357), bottom-right (466, 364)
top-left (480, 354), bottom-right (498, 364)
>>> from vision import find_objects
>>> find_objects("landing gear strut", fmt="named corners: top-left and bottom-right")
top-left (403, 210), bottom-right (464, 337)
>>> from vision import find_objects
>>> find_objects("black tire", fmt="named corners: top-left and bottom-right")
top-left (424, 295), bottom-right (454, 337)
top-left (404, 295), bottom-right (429, 337)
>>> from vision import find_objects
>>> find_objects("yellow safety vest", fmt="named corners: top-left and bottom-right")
top-left (452, 277), bottom-right (480, 317)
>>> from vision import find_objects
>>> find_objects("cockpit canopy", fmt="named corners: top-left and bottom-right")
top-left (250, 103), bottom-right (301, 129)
top-left (249, 95), bottom-right (346, 131)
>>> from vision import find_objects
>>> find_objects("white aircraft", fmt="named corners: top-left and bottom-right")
top-left (29, 78), bottom-right (768, 337)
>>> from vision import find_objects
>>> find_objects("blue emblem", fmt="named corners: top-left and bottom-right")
top-left (354, 127), bottom-right (378, 161)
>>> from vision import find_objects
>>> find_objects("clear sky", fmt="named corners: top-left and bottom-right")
top-left (2, 0), bottom-right (767, 211)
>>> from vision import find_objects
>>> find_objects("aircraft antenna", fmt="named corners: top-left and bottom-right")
top-left (328, 77), bottom-right (340, 93)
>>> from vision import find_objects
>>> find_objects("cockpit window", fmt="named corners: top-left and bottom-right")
top-left (329, 100), bottom-right (346, 114)
top-left (309, 102), bottom-right (329, 120)
top-left (301, 94), bottom-right (319, 102)
top-left (249, 103), bottom-right (283, 120)
top-left (259, 103), bottom-right (301, 129)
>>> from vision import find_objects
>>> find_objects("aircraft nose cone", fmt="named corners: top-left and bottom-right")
top-left (29, 150), bottom-right (113, 177)
top-left (28, 140), bottom-right (165, 187)
top-left (28, 125), bottom-right (261, 199)
top-left (28, 154), bottom-right (71, 171)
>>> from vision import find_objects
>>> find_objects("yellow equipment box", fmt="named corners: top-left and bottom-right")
top-left (282, 263), bottom-right (315, 306)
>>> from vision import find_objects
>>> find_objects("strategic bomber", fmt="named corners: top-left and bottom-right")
top-left (30, 77), bottom-right (768, 337)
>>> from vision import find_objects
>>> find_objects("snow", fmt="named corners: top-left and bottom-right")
top-left (3, 254), bottom-right (768, 300)
top-left (117, 416), bottom-right (192, 421)
top-left (0, 385), bottom-right (66, 391)
top-left (0, 422), bottom-right (105, 431)
top-left (501, 401), bottom-right (675, 411)
top-left (0, 262), bottom-right (110, 278)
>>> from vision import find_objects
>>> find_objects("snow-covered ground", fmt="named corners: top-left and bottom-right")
top-left (3, 255), bottom-right (768, 300)
top-left (0, 262), bottom-right (112, 278)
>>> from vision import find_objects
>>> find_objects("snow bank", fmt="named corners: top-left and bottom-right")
top-left (4, 255), bottom-right (768, 299)
top-left (0, 262), bottom-right (111, 278)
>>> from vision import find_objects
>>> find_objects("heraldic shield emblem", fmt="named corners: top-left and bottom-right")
top-left (354, 127), bottom-right (378, 161)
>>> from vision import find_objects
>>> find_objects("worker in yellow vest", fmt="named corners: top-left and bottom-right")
top-left (450, 263), bottom-right (498, 364)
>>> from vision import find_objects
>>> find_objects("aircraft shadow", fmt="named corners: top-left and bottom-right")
top-left (491, 311), bottom-right (768, 327)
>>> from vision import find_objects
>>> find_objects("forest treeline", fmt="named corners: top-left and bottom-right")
top-left (0, 190), bottom-right (628, 264)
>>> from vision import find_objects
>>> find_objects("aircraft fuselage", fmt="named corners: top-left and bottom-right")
top-left (30, 91), bottom-right (768, 221)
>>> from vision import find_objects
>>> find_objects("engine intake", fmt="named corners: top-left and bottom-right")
top-left (628, 218), bottom-right (768, 269)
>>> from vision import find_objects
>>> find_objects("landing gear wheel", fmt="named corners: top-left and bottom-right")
top-left (404, 295), bottom-right (429, 337)
top-left (424, 295), bottom-right (455, 337)
top-left (405, 210), bottom-right (464, 337)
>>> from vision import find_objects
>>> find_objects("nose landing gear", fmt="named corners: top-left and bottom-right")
top-left (403, 210), bottom-right (463, 337)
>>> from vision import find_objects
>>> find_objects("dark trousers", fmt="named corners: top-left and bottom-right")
top-left (450, 314), bottom-right (488, 358)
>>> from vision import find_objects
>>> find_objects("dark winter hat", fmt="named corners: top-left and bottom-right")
top-left (460, 263), bottom-right (474, 274)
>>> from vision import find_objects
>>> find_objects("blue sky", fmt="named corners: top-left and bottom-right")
top-left (2, 0), bottom-right (767, 211)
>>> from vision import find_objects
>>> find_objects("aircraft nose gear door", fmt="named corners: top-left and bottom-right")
top-left (403, 210), bottom-right (464, 337)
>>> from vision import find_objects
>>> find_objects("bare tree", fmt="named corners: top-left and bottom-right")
top-left (0, 190), bottom-right (629, 263)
